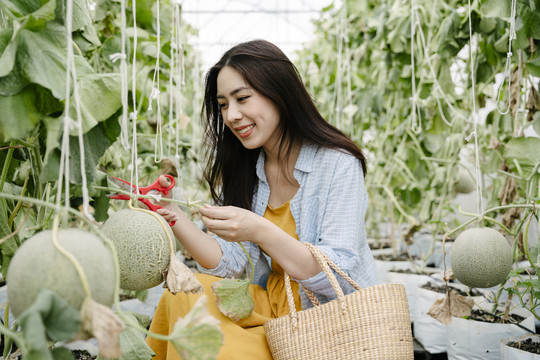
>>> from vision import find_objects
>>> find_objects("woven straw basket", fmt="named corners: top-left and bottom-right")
top-left (264, 243), bottom-right (414, 360)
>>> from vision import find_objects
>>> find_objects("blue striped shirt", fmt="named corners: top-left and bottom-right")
top-left (197, 142), bottom-right (378, 309)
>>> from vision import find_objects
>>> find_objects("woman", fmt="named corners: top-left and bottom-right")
top-left (146, 39), bottom-right (377, 359)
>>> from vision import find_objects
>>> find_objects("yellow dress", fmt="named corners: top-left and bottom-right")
top-left (146, 202), bottom-right (302, 359)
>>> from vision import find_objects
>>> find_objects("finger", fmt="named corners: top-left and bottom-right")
top-left (157, 208), bottom-right (178, 222)
top-left (201, 215), bottom-right (228, 231)
top-left (198, 205), bottom-right (228, 220)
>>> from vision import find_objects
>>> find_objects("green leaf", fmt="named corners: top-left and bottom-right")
top-left (0, 27), bottom-right (19, 77)
top-left (17, 288), bottom-right (82, 358)
top-left (42, 115), bottom-right (62, 165)
top-left (54, 0), bottom-right (93, 31)
top-left (504, 137), bottom-right (540, 177)
top-left (41, 120), bottom-right (115, 184)
top-left (93, 192), bottom-right (110, 222)
top-left (526, 57), bottom-right (540, 77)
top-left (51, 347), bottom-right (75, 360)
top-left (18, 24), bottom-right (67, 99)
top-left (67, 121), bottom-right (114, 184)
top-left (532, 112), bottom-right (540, 136)
top-left (211, 278), bottom-right (253, 321)
top-left (169, 295), bottom-right (223, 360)
top-left (22, 0), bottom-right (56, 31)
top-left (68, 73), bottom-right (122, 135)
top-left (0, 87), bottom-right (41, 143)
top-left (2, 0), bottom-right (42, 17)
top-left (99, 312), bottom-right (154, 360)
top-left (0, 60), bottom-right (30, 95)
top-left (479, 0), bottom-right (510, 18)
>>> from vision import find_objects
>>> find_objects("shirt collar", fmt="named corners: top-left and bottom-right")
top-left (255, 142), bottom-right (318, 183)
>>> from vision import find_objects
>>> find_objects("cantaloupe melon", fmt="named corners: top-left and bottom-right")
top-left (101, 209), bottom-right (175, 291)
top-left (7, 229), bottom-right (115, 318)
top-left (454, 169), bottom-right (476, 194)
top-left (450, 227), bottom-right (513, 288)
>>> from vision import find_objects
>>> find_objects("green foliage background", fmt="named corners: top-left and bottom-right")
top-left (0, 0), bottom-right (205, 276)
top-left (1, 0), bottom-right (540, 352)
top-left (295, 0), bottom-right (540, 241)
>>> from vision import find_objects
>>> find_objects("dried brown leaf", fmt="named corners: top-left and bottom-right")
top-left (527, 85), bottom-right (540, 122)
top-left (427, 289), bottom-right (474, 325)
top-left (80, 297), bottom-right (125, 359)
top-left (444, 268), bottom-right (455, 282)
top-left (510, 65), bottom-right (520, 119)
top-left (164, 255), bottom-right (203, 294)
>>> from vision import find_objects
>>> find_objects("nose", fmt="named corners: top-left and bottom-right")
top-left (225, 103), bottom-right (242, 123)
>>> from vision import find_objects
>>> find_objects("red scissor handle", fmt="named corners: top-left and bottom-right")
top-left (109, 175), bottom-right (176, 226)
top-left (138, 174), bottom-right (175, 195)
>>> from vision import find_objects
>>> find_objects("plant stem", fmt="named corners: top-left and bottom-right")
top-left (522, 211), bottom-right (536, 268)
top-left (382, 185), bottom-right (418, 225)
top-left (0, 140), bottom-right (16, 192)
top-left (93, 185), bottom-right (202, 209)
top-left (7, 171), bottom-right (29, 228)
top-left (238, 242), bottom-right (254, 283)
top-left (0, 321), bottom-right (27, 356)
top-left (448, 203), bottom-right (538, 236)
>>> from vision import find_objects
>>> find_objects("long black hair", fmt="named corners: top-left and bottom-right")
top-left (201, 39), bottom-right (366, 210)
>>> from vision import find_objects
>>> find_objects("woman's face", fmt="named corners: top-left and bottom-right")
top-left (216, 66), bottom-right (282, 152)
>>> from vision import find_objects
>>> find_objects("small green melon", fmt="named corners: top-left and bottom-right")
top-left (451, 227), bottom-right (513, 288)
top-left (101, 209), bottom-right (175, 291)
top-left (454, 169), bottom-right (476, 194)
top-left (7, 229), bottom-right (115, 318)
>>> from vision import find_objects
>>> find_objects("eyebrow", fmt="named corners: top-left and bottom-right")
top-left (216, 86), bottom-right (250, 99)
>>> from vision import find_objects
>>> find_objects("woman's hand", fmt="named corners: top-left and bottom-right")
top-left (198, 205), bottom-right (265, 243)
top-left (151, 175), bottom-right (179, 223)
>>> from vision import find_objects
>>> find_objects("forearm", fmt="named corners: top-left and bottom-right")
top-left (256, 219), bottom-right (322, 280)
top-left (170, 205), bottom-right (223, 269)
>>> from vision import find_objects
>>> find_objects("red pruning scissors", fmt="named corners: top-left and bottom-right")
top-left (107, 174), bottom-right (176, 226)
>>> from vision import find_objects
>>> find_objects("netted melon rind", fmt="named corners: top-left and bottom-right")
top-left (101, 209), bottom-right (175, 291)
top-left (7, 229), bottom-right (115, 318)
top-left (450, 227), bottom-right (513, 288)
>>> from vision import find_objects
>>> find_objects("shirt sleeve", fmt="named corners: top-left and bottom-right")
top-left (295, 152), bottom-right (377, 301)
top-left (196, 236), bottom-right (250, 279)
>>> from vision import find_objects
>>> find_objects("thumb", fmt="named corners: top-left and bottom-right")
top-left (159, 175), bottom-right (172, 187)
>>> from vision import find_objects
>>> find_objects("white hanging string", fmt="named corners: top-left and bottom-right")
top-left (129, 0), bottom-right (140, 194)
top-left (331, 4), bottom-right (345, 129)
top-left (114, 0), bottom-right (130, 150)
top-left (467, 0), bottom-right (484, 216)
top-left (58, 0), bottom-right (93, 220)
top-left (149, 0), bottom-right (163, 163)
top-left (167, 4), bottom-right (176, 159)
top-left (495, 0), bottom-right (517, 115)
top-left (409, 0), bottom-right (422, 134)
top-left (412, 6), bottom-right (468, 127)
top-left (174, 2), bottom-right (182, 169)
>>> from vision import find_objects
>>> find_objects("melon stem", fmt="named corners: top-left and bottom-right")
top-left (94, 185), bottom-right (202, 209)
top-left (51, 215), bottom-right (92, 298)
top-left (522, 211), bottom-right (535, 268)
top-left (238, 242), bottom-right (254, 283)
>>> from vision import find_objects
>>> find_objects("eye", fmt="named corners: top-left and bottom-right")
top-left (218, 103), bottom-right (228, 109)
top-left (238, 96), bottom-right (250, 102)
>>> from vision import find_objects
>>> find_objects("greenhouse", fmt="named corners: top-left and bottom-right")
top-left (0, 0), bottom-right (539, 359)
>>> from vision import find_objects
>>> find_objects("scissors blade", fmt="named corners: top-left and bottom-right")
top-left (107, 176), bottom-right (136, 193)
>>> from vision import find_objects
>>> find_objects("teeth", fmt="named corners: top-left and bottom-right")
top-left (238, 125), bottom-right (254, 134)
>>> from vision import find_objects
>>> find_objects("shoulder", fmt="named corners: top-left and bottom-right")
top-left (312, 146), bottom-right (363, 173)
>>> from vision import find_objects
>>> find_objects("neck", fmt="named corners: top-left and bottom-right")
top-left (264, 139), bottom-right (302, 177)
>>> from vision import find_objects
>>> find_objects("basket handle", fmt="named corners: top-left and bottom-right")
top-left (283, 243), bottom-right (362, 327)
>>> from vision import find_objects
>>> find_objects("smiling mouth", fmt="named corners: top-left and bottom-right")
top-left (236, 124), bottom-right (255, 135)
